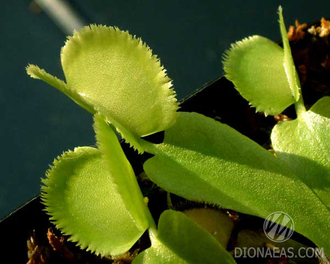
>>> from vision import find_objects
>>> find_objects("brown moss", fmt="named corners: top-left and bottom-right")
top-left (308, 18), bottom-right (330, 37)
top-left (288, 20), bottom-right (307, 41)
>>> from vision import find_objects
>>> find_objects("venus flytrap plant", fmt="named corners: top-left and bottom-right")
top-left (27, 7), bottom-right (330, 263)
top-left (222, 5), bottom-right (330, 250)
top-left (223, 7), bottom-right (330, 208)
top-left (27, 26), bottom-right (235, 263)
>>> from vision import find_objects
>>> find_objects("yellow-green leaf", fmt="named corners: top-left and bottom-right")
top-left (223, 36), bottom-right (294, 115)
top-left (271, 96), bottom-right (330, 206)
top-left (42, 147), bottom-right (146, 257)
top-left (278, 6), bottom-right (301, 101)
top-left (94, 114), bottom-right (152, 230)
top-left (27, 25), bottom-right (179, 153)
top-left (133, 210), bottom-right (235, 264)
top-left (62, 25), bottom-right (178, 151)
top-left (26, 64), bottom-right (95, 114)
top-left (144, 112), bottom-right (330, 254)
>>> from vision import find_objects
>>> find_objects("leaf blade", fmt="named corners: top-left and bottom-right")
top-left (26, 64), bottom-right (95, 114)
top-left (42, 147), bottom-right (146, 256)
top-left (61, 25), bottom-right (179, 151)
top-left (144, 112), bottom-right (330, 254)
top-left (94, 114), bottom-right (152, 230)
top-left (133, 210), bottom-right (235, 264)
top-left (278, 6), bottom-right (301, 101)
top-left (271, 96), bottom-right (330, 206)
top-left (223, 36), bottom-right (294, 115)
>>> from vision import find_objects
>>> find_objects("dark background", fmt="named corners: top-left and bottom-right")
top-left (1, 0), bottom-right (330, 219)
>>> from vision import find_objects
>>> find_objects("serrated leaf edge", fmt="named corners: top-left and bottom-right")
top-left (41, 146), bottom-right (141, 257)
top-left (223, 35), bottom-right (284, 116)
top-left (61, 25), bottom-right (179, 138)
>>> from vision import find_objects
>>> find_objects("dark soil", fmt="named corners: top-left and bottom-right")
top-left (25, 19), bottom-right (330, 264)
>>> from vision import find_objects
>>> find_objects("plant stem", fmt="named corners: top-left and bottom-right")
top-left (167, 192), bottom-right (173, 209)
top-left (140, 139), bottom-right (157, 155)
top-left (146, 209), bottom-right (158, 237)
top-left (294, 84), bottom-right (306, 118)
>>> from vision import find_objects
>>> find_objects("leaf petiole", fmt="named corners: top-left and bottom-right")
top-left (294, 91), bottom-right (306, 118)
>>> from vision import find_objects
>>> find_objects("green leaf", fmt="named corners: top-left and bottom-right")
top-left (223, 36), bottom-right (294, 116)
top-left (94, 114), bottom-right (152, 230)
top-left (184, 208), bottom-right (234, 247)
top-left (26, 64), bottom-right (95, 114)
top-left (278, 6), bottom-right (301, 101)
top-left (144, 112), bottom-right (330, 254)
top-left (62, 25), bottom-right (178, 151)
top-left (27, 25), bottom-right (178, 153)
top-left (133, 210), bottom-right (235, 264)
top-left (42, 147), bottom-right (146, 256)
top-left (26, 63), bottom-right (147, 152)
top-left (271, 96), bottom-right (330, 206)
top-left (93, 103), bottom-right (147, 153)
